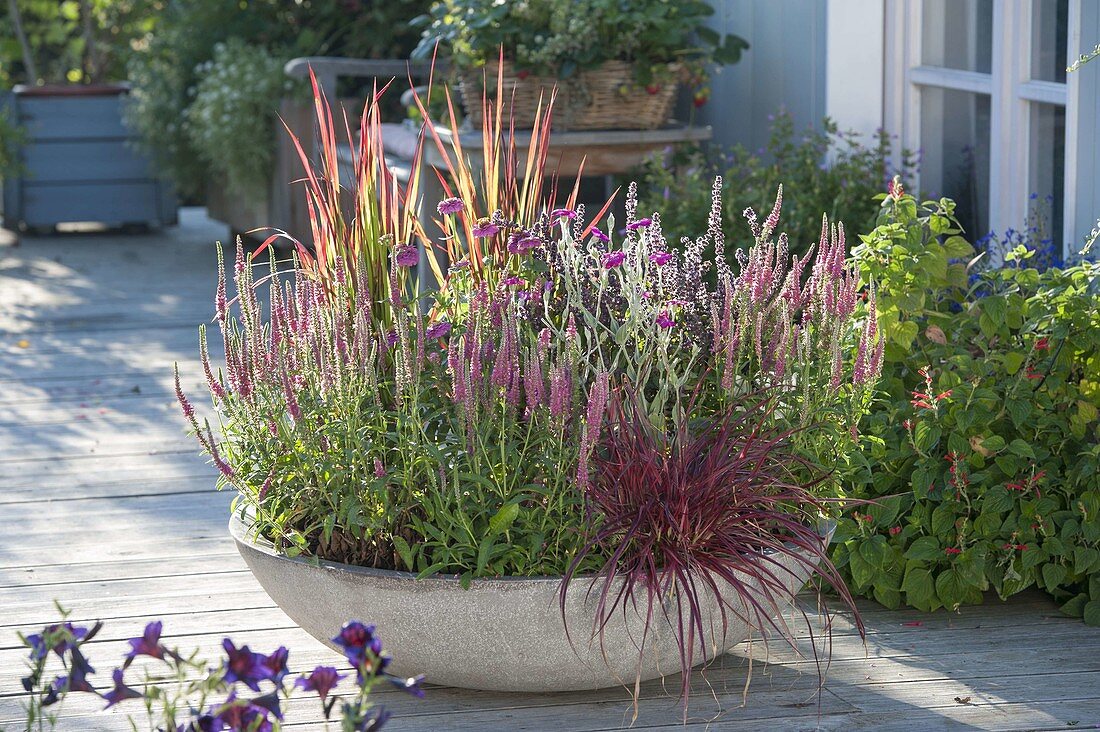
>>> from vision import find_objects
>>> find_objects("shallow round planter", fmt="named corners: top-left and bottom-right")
top-left (230, 514), bottom-right (826, 692)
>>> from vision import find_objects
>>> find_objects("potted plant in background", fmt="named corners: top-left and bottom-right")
top-left (412, 0), bottom-right (748, 130)
top-left (176, 74), bottom-right (879, 717)
top-left (122, 0), bottom-right (428, 241)
top-left (0, 0), bottom-right (176, 232)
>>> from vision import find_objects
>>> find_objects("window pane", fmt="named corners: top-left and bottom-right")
top-left (1031, 0), bottom-right (1069, 83)
top-left (1029, 102), bottom-right (1066, 255)
top-left (921, 0), bottom-right (994, 73)
top-left (920, 87), bottom-right (991, 238)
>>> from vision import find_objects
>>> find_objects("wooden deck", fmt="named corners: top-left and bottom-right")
top-left (1, 209), bottom-right (1098, 731)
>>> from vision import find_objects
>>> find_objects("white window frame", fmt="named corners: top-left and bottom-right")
top-left (883, 0), bottom-right (1078, 255)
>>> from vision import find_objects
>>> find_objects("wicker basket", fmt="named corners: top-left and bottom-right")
top-left (458, 60), bottom-right (679, 131)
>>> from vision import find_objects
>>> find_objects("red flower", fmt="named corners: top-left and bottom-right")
top-left (945, 547), bottom-right (962, 555)
top-left (1035, 338), bottom-right (1049, 351)
top-left (889, 526), bottom-right (903, 536)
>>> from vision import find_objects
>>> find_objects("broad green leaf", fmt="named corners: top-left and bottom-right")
top-left (1074, 546), bottom-right (1100, 574)
top-left (1084, 601), bottom-right (1100, 627)
top-left (1007, 439), bottom-right (1035, 459)
top-left (944, 235), bottom-right (974, 258)
top-left (901, 566), bottom-right (936, 611)
top-left (1060, 592), bottom-right (1089, 618)
top-left (981, 435), bottom-right (1006, 453)
top-left (488, 502), bottom-right (520, 536)
top-left (392, 535), bottom-right (416, 571)
top-left (905, 536), bottom-right (942, 561)
top-left (1041, 563), bottom-right (1067, 591)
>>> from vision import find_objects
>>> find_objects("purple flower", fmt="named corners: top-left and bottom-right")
top-left (374, 458), bottom-right (386, 478)
top-left (388, 674), bottom-right (426, 698)
top-left (125, 621), bottom-right (166, 662)
top-left (425, 321), bottom-right (452, 339)
top-left (103, 669), bottom-right (142, 709)
top-left (649, 251), bottom-right (673, 266)
top-left (211, 692), bottom-right (275, 732)
top-left (472, 219), bottom-right (500, 238)
top-left (550, 208), bottom-right (577, 221)
top-left (507, 233), bottom-right (540, 255)
top-left (501, 276), bottom-right (525, 288)
top-left (656, 310), bottom-right (675, 329)
top-left (590, 228), bottom-right (610, 243)
top-left (449, 259), bottom-right (470, 271)
top-left (222, 639), bottom-right (272, 692)
top-left (332, 622), bottom-right (383, 667)
top-left (295, 666), bottom-right (346, 702)
top-left (626, 218), bottom-right (652, 231)
top-left (25, 622), bottom-right (90, 661)
top-left (436, 197), bottom-right (464, 215)
top-left (602, 251), bottom-right (626, 269)
top-left (385, 329), bottom-right (399, 348)
top-left (260, 647), bottom-right (290, 686)
top-left (394, 244), bottom-right (419, 268)
top-left (360, 707), bottom-right (392, 731)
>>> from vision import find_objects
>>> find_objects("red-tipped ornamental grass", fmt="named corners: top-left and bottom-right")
top-left (561, 392), bottom-right (864, 715)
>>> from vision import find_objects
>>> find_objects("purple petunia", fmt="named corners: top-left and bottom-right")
top-left (260, 647), bottom-right (290, 686)
top-left (360, 707), bottom-right (392, 731)
top-left (550, 208), bottom-right (577, 222)
top-left (649, 251), bottom-right (673, 266)
top-left (436, 197), bottom-right (464, 216)
top-left (211, 692), bottom-right (276, 732)
top-left (656, 310), bottom-right (675, 329)
top-left (602, 251), bottom-right (626, 269)
top-left (393, 244), bottom-right (419, 268)
top-left (626, 218), bottom-right (652, 231)
top-left (25, 622), bottom-right (90, 661)
top-left (103, 669), bottom-right (142, 709)
top-left (388, 674), bottom-right (426, 698)
top-left (222, 639), bottom-right (272, 692)
top-left (125, 621), bottom-right (166, 662)
top-left (332, 622), bottom-right (382, 667)
top-left (590, 228), bottom-right (610, 244)
top-left (472, 219), bottom-right (500, 238)
top-left (425, 321), bottom-right (452, 340)
top-left (295, 666), bottom-right (346, 702)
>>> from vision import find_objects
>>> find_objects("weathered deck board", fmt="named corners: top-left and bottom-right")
top-left (2, 208), bottom-right (1098, 731)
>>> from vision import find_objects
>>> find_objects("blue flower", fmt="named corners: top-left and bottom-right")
top-left (295, 666), bottom-right (346, 702)
top-left (387, 673), bottom-right (426, 698)
top-left (103, 669), bottom-right (142, 709)
top-left (125, 621), bottom-right (167, 662)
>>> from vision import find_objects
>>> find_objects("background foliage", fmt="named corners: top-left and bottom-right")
top-left (835, 189), bottom-right (1100, 623)
top-left (124, 0), bottom-right (427, 201)
top-left (634, 111), bottom-right (918, 257)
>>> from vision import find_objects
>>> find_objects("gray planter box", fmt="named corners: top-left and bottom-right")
top-left (1, 85), bottom-right (177, 231)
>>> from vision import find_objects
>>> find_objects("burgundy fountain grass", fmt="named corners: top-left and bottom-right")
top-left (562, 391), bottom-right (865, 714)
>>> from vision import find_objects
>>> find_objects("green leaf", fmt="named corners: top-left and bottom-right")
top-left (905, 536), bottom-right (942, 561)
top-left (1007, 439), bottom-right (1035, 459)
top-left (943, 235), bottom-right (974, 258)
top-left (848, 548), bottom-right (875, 589)
top-left (488, 502), bottom-right (520, 537)
top-left (901, 566), bottom-right (937, 611)
top-left (1003, 352), bottom-right (1026, 375)
top-left (1074, 546), bottom-right (1100, 574)
top-left (981, 486), bottom-right (1014, 514)
top-left (981, 435), bottom-right (1007, 453)
top-left (914, 422), bottom-right (942, 453)
top-left (1041, 563), bottom-right (1067, 591)
top-left (859, 534), bottom-right (889, 568)
top-left (1084, 601), bottom-right (1100, 627)
top-left (1060, 592), bottom-right (1089, 618)
top-left (392, 535), bottom-right (416, 571)
top-left (936, 568), bottom-right (982, 610)
top-left (931, 504), bottom-right (957, 535)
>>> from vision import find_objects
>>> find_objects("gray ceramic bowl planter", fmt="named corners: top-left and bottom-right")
top-left (230, 513), bottom-right (825, 692)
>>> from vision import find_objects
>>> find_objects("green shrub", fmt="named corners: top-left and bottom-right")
top-left (834, 184), bottom-right (1100, 623)
top-left (634, 111), bottom-right (918, 256)
top-left (185, 40), bottom-right (297, 201)
top-left (125, 0), bottom-right (428, 200)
